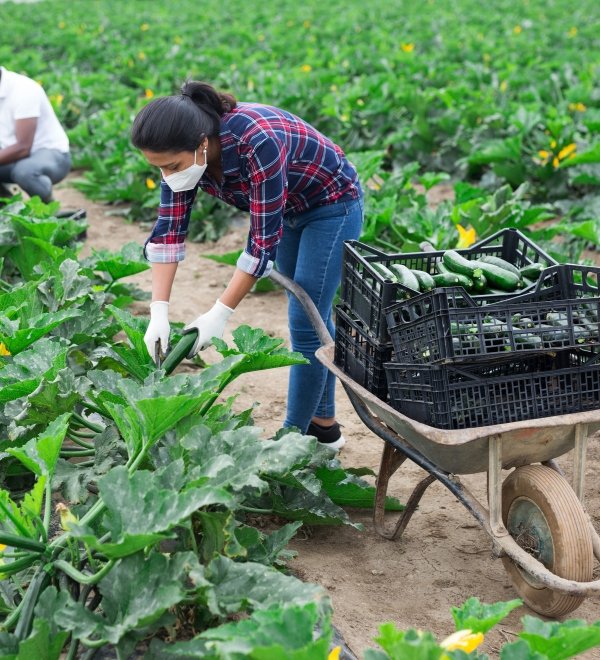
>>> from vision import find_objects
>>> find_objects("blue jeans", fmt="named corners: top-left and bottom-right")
top-left (276, 193), bottom-right (364, 433)
top-left (0, 149), bottom-right (71, 203)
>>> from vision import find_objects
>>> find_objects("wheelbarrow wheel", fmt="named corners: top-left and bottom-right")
top-left (501, 464), bottom-right (593, 618)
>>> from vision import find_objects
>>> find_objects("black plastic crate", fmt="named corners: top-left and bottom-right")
top-left (334, 304), bottom-right (392, 400)
top-left (505, 263), bottom-right (600, 304)
top-left (385, 351), bottom-right (600, 430)
top-left (341, 228), bottom-right (557, 342)
top-left (385, 285), bottom-right (600, 365)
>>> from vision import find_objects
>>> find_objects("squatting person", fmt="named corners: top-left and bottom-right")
top-left (131, 80), bottom-right (363, 451)
top-left (0, 65), bottom-right (71, 203)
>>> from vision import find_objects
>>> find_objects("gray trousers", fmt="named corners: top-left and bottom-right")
top-left (0, 148), bottom-right (71, 203)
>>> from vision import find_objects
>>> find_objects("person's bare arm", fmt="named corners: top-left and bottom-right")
top-left (220, 268), bottom-right (258, 309)
top-left (0, 117), bottom-right (37, 165)
top-left (151, 262), bottom-right (179, 302)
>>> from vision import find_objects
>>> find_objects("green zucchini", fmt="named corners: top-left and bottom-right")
top-left (474, 261), bottom-right (521, 291)
top-left (411, 269), bottom-right (435, 292)
top-left (371, 262), bottom-right (397, 281)
top-left (479, 255), bottom-right (522, 278)
top-left (471, 273), bottom-right (487, 291)
top-left (390, 264), bottom-right (420, 291)
top-left (519, 262), bottom-right (546, 280)
top-left (162, 332), bottom-right (198, 374)
top-left (514, 333), bottom-right (543, 349)
top-left (436, 261), bottom-right (473, 290)
top-left (15, 566), bottom-right (49, 640)
top-left (545, 311), bottom-right (569, 327)
top-left (442, 250), bottom-right (484, 278)
top-left (432, 272), bottom-right (462, 287)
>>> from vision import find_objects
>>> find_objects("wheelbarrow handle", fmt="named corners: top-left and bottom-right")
top-left (269, 270), bottom-right (334, 347)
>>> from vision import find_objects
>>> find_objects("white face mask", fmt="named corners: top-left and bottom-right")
top-left (162, 146), bottom-right (207, 192)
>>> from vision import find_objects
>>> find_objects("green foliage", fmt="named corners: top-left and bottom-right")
top-left (451, 597), bottom-right (523, 634)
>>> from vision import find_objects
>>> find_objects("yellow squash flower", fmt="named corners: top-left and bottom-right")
top-left (568, 26), bottom-right (578, 37)
top-left (0, 343), bottom-right (11, 357)
top-left (513, 25), bottom-right (522, 34)
top-left (552, 157), bottom-right (560, 168)
top-left (145, 88), bottom-right (154, 99)
top-left (140, 23), bottom-right (150, 31)
top-left (146, 178), bottom-right (157, 190)
top-left (441, 629), bottom-right (485, 654)
top-left (401, 43), bottom-right (415, 52)
top-left (456, 224), bottom-right (476, 248)
top-left (569, 102), bottom-right (587, 112)
top-left (56, 503), bottom-right (78, 531)
top-left (328, 647), bottom-right (341, 660)
top-left (557, 143), bottom-right (577, 161)
top-left (0, 544), bottom-right (6, 552)
top-left (300, 64), bottom-right (312, 73)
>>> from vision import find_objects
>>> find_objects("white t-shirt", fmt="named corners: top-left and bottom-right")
top-left (0, 67), bottom-right (69, 153)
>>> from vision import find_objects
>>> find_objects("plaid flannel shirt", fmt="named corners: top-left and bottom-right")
top-left (144, 102), bottom-right (360, 277)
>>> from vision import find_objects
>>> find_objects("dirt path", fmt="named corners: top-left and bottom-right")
top-left (54, 176), bottom-right (600, 659)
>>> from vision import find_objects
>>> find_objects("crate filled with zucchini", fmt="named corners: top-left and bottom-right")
top-left (384, 350), bottom-right (600, 430)
top-left (385, 283), bottom-right (600, 365)
top-left (334, 303), bottom-right (393, 400)
top-left (341, 228), bottom-right (556, 342)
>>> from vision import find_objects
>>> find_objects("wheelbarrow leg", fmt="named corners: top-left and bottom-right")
top-left (374, 442), bottom-right (436, 540)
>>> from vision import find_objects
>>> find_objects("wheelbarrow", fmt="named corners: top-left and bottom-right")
top-left (270, 269), bottom-right (600, 618)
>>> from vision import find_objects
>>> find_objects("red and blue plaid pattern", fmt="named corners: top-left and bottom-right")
top-left (144, 102), bottom-right (360, 277)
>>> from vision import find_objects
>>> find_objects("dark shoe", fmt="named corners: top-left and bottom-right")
top-left (307, 421), bottom-right (346, 452)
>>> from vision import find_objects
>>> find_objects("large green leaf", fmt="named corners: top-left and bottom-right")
top-left (0, 618), bottom-right (68, 660)
top-left (146, 602), bottom-right (330, 660)
top-left (451, 597), bottom-right (522, 634)
top-left (518, 617), bottom-right (600, 660)
top-left (6, 413), bottom-right (70, 477)
top-left (37, 552), bottom-right (205, 647)
top-left (206, 555), bottom-right (330, 617)
top-left (315, 466), bottom-right (404, 510)
top-left (69, 465), bottom-right (233, 558)
top-left (0, 308), bottom-right (83, 355)
top-left (371, 623), bottom-right (444, 660)
top-left (36, 259), bottom-right (93, 312)
top-left (88, 242), bottom-right (150, 280)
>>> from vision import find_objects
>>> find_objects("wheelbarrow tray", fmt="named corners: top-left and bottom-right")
top-left (316, 343), bottom-right (600, 474)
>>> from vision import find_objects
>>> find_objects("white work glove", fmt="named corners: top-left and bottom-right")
top-left (144, 301), bottom-right (170, 363)
top-left (183, 299), bottom-right (234, 357)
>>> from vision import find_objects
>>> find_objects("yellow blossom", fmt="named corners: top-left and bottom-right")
top-left (0, 544), bottom-right (6, 552)
top-left (401, 42), bottom-right (415, 52)
top-left (145, 88), bottom-right (154, 99)
top-left (174, 36), bottom-right (183, 44)
top-left (500, 80), bottom-right (508, 92)
top-left (538, 150), bottom-right (550, 160)
top-left (550, 139), bottom-right (557, 148)
top-left (146, 178), bottom-right (157, 190)
top-left (328, 647), bottom-right (341, 660)
top-left (140, 22), bottom-right (149, 31)
top-left (56, 503), bottom-right (78, 531)
top-left (557, 143), bottom-right (577, 160)
top-left (441, 630), bottom-right (485, 654)
top-left (49, 94), bottom-right (64, 107)
top-left (569, 102), bottom-right (587, 112)
top-left (457, 225), bottom-right (477, 248)
top-left (568, 26), bottom-right (577, 37)
top-left (513, 25), bottom-right (522, 34)
top-left (0, 343), bottom-right (10, 357)
top-left (138, 51), bottom-right (147, 61)
top-left (58, 21), bottom-right (65, 29)
top-left (301, 64), bottom-right (312, 73)
top-left (553, 157), bottom-right (560, 168)
top-left (303, 20), bottom-right (311, 28)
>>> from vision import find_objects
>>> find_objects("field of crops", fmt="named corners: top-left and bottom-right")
top-left (1, 0), bottom-right (600, 657)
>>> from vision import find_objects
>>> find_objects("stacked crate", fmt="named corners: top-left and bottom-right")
top-left (335, 229), bottom-right (600, 429)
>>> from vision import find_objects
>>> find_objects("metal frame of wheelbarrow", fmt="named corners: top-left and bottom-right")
top-left (270, 269), bottom-right (600, 600)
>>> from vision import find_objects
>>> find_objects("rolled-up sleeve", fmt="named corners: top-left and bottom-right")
top-left (143, 180), bottom-right (197, 263)
top-left (236, 137), bottom-right (287, 278)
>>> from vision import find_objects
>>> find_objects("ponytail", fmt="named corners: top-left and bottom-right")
top-left (131, 81), bottom-right (237, 153)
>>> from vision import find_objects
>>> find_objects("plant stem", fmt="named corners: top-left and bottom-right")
top-left (0, 594), bottom-right (25, 632)
top-left (72, 411), bottom-right (104, 433)
top-left (60, 448), bottom-right (95, 457)
top-left (53, 559), bottom-right (115, 585)
top-left (65, 637), bottom-right (79, 660)
top-left (43, 478), bottom-right (52, 534)
top-left (0, 531), bottom-right (45, 553)
top-left (239, 505), bottom-right (274, 515)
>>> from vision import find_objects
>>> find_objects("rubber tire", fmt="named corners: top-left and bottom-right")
top-left (501, 464), bottom-right (593, 618)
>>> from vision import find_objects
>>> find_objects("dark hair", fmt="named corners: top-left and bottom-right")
top-left (131, 81), bottom-right (237, 152)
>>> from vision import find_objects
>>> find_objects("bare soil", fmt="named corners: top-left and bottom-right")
top-left (54, 175), bottom-right (600, 659)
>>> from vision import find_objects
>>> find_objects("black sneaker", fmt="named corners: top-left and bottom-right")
top-left (307, 421), bottom-right (346, 451)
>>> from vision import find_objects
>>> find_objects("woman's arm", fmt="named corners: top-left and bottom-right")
top-left (220, 268), bottom-right (258, 309)
top-left (151, 262), bottom-right (179, 302)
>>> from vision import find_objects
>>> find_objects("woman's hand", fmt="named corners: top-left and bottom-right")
top-left (145, 301), bottom-right (170, 362)
top-left (183, 299), bottom-right (234, 357)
